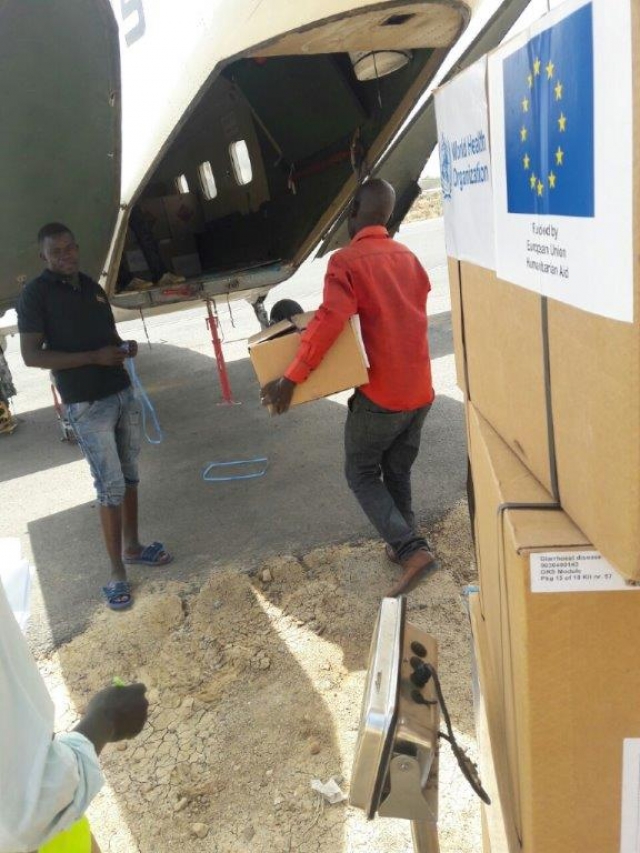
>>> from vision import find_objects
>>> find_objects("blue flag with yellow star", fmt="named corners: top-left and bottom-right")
top-left (503, 3), bottom-right (594, 217)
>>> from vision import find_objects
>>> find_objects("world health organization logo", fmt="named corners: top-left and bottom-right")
top-left (439, 133), bottom-right (453, 200)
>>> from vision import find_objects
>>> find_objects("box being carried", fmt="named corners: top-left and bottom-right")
top-left (248, 312), bottom-right (368, 408)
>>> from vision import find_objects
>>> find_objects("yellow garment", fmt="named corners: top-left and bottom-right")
top-left (39, 817), bottom-right (91, 853)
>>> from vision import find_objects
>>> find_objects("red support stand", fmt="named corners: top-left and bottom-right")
top-left (205, 299), bottom-right (236, 405)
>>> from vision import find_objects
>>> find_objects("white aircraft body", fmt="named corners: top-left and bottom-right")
top-left (1, 0), bottom-right (480, 323)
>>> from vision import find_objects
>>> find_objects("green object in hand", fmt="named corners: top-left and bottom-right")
top-left (112, 676), bottom-right (127, 687)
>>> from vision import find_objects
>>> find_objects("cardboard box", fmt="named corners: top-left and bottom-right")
top-left (548, 298), bottom-right (640, 582)
top-left (137, 198), bottom-right (171, 242)
top-left (458, 263), bottom-right (554, 495)
top-left (248, 312), bottom-right (369, 407)
top-left (451, 252), bottom-right (640, 580)
top-left (468, 402), bottom-right (640, 852)
top-left (125, 249), bottom-right (150, 275)
top-left (172, 253), bottom-right (202, 278)
top-left (447, 257), bottom-right (467, 395)
top-left (445, 2), bottom-right (640, 579)
top-left (163, 193), bottom-right (204, 242)
top-left (470, 592), bottom-right (518, 853)
top-left (480, 808), bottom-right (492, 853)
top-left (157, 236), bottom-right (202, 278)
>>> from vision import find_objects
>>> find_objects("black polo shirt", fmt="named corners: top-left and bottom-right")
top-left (17, 269), bottom-right (130, 404)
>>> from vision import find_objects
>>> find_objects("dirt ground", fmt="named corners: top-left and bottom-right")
top-left (405, 191), bottom-right (443, 224)
top-left (42, 502), bottom-right (479, 853)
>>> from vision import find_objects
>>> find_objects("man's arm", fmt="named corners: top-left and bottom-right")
top-left (20, 333), bottom-right (127, 371)
top-left (104, 290), bottom-right (138, 357)
top-left (0, 574), bottom-right (149, 853)
top-left (261, 256), bottom-right (358, 414)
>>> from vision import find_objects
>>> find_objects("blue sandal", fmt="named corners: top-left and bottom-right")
top-left (123, 541), bottom-right (173, 567)
top-left (103, 580), bottom-right (132, 610)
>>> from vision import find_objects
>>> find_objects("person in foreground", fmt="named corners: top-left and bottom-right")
top-left (261, 179), bottom-right (437, 596)
top-left (17, 223), bottom-right (172, 610)
top-left (0, 578), bottom-right (149, 853)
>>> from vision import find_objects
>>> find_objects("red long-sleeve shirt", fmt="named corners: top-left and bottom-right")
top-left (284, 226), bottom-right (434, 411)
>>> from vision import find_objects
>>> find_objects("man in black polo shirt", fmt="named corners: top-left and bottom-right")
top-left (17, 223), bottom-right (172, 610)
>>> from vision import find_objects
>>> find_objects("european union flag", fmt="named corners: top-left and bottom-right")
top-left (503, 3), bottom-right (594, 217)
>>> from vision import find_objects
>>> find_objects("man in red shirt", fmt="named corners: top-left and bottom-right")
top-left (261, 179), bottom-right (437, 596)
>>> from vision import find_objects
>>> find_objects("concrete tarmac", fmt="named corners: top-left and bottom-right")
top-left (0, 218), bottom-right (466, 655)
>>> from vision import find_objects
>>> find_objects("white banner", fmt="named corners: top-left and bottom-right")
top-left (435, 58), bottom-right (495, 270)
top-left (488, 0), bottom-right (633, 322)
top-left (621, 740), bottom-right (640, 853)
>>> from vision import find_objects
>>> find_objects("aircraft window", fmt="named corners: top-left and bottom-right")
top-left (175, 174), bottom-right (190, 194)
top-left (382, 13), bottom-right (415, 26)
top-left (198, 161), bottom-right (218, 200)
top-left (229, 140), bottom-right (253, 186)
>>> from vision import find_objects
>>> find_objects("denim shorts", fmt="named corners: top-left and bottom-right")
top-left (66, 387), bottom-right (142, 507)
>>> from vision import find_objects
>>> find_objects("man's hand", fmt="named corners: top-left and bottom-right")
top-left (75, 683), bottom-right (149, 753)
top-left (261, 377), bottom-right (296, 415)
top-left (94, 346), bottom-right (127, 367)
top-left (126, 340), bottom-right (139, 358)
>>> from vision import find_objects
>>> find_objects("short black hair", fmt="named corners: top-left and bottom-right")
top-left (37, 222), bottom-right (75, 246)
top-left (270, 299), bottom-right (303, 325)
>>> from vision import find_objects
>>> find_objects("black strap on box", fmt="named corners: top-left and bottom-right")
top-left (541, 297), bottom-right (560, 501)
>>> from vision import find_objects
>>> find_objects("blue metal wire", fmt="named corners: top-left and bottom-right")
top-left (125, 358), bottom-right (163, 445)
top-left (202, 457), bottom-right (269, 482)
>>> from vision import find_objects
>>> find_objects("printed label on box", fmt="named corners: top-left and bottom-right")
top-left (530, 552), bottom-right (640, 593)
top-left (621, 739), bottom-right (640, 853)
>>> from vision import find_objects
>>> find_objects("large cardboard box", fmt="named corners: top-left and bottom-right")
top-left (137, 198), bottom-right (172, 242)
top-left (468, 402), bottom-right (640, 852)
top-left (454, 263), bottom-right (554, 495)
top-left (447, 258), bottom-right (467, 395)
top-left (548, 298), bottom-right (640, 582)
top-left (446, 1), bottom-right (640, 580)
top-left (158, 236), bottom-right (202, 278)
top-left (470, 592), bottom-right (518, 853)
top-left (248, 313), bottom-right (368, 407)
top-left (163, 193), bottom-right (204, 242)
top-left (451, 252), bottom-right (640, 580)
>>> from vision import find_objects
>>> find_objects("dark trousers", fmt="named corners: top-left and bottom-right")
top-left (344, 390), bottom-right (431, 560)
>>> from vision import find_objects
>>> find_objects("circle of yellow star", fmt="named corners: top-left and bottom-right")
top-left (523, 153), bottom-right (530, 170)
top-left (528, 73), bottom-right (533, 88)
top-left (555, 146), bottom-right (564, 166)
top-left (546, 60), bottom-right (555, 79)
top-left (558, 112), bottom-right (567, 132)
top-left (533, 57), bottom-right (541, 75)
top-left (530, 172), bottom-right (537, 190)
top-left (520, 125), bottom-right (528, 142)
top-left (522, 97), bottom-right (529, 113)
top-left (548, 171), bottom-right (557, 189)
top-left (554, 80), bottom-right (563, 100)
top-left (537, 180), bottom-right (544, 197)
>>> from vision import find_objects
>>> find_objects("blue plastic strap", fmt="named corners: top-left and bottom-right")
top-left (125, 358), bottom-right (164, 445)
top-left (202, 457), bottom-right (269, 482)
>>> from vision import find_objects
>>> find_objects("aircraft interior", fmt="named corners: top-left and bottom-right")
top-left (116, 5), bottom-right (464, 296)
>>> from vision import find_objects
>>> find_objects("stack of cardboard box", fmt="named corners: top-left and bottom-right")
top-left (125, 194), bottom-right (204, 282)
top-left (442, 5), bottom-right (640, 851)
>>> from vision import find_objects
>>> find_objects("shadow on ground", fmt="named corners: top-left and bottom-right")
top-left (23, 342), bottom-right (466, 653)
